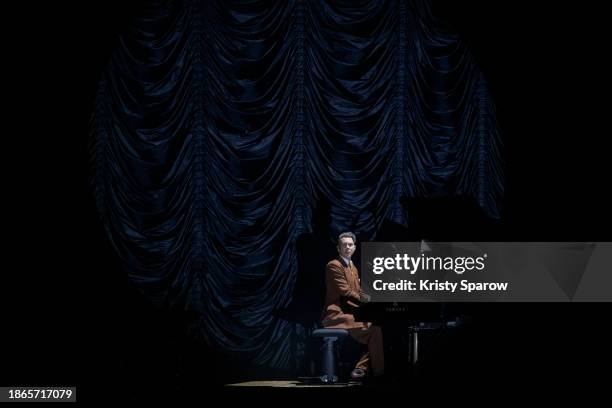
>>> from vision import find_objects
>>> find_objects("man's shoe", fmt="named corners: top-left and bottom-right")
top-left (350, 368), bottom-right (367, 379)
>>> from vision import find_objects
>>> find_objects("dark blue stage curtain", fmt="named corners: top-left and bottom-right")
top-left (90, 0), bottom-right (502, 370)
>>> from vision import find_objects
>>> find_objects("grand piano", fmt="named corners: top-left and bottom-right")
top-left (354, 302), bottom-right (469, 378)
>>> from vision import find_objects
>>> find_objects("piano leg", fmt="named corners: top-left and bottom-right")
top-left (382, 325), bottom-right (418, 381)
top-left (408, 329), bottom-right (419, 366)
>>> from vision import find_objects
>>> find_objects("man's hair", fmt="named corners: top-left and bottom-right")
top-left (337, 231), bottom-right (356, 245)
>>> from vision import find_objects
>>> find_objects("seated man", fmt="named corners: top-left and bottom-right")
top-left (321, 231), bottom-right (384, 379)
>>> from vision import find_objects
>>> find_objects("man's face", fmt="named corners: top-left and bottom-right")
top-left (338, 237), bottom-right (356, 260)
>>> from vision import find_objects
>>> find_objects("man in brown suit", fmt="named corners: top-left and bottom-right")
top-left (322, 232), bottom-right (384, 379)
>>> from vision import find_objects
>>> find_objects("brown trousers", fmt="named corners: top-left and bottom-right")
top-left (348, 323), bottom-right (384, 376)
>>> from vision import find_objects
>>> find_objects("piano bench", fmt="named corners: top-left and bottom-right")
top-left (311, 329), bottom-right (349, 383)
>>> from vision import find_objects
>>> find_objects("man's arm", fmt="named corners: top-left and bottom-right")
top-left (328, 262), bottom-right (370, 305)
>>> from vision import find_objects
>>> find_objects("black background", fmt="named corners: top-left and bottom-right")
top-left (3, 0), bottom-right (610, 402)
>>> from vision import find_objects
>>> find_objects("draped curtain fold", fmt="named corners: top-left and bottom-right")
top-left (91, 0), bottom-right (503, 369)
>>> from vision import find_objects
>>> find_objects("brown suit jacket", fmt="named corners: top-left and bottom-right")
top-left (321, 258), bottom-right (369, 329)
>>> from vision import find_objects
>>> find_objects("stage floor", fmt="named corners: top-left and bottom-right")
top-left (226, 380), bottom-right (362, 388)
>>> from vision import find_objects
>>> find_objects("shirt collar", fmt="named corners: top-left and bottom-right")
top-left (340, 255), bottom-right (351, 268)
